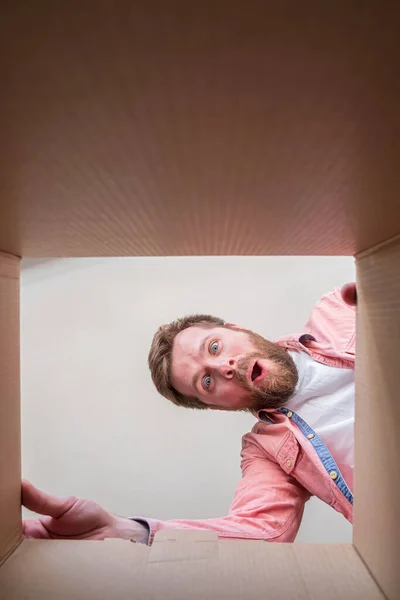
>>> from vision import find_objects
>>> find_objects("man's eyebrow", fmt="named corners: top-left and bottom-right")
top-left (192, 335), bottom-right (210, 391)
top-left (199, 335), bottom-right (209, 356)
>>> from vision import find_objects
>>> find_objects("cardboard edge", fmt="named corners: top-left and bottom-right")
top-left (0, 535), bottom-right (24, 569)
top-left (0, 252), bottom-right (20, 278)
top-left (355, 232), bottom-right (400, 260)
top-left (353, 545), bottom-right (387, 600)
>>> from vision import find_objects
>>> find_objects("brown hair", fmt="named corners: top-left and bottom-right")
top-left (148, 314), bottom-right (224, 409)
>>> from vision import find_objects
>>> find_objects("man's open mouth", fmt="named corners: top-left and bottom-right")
top-left (250, 361), bottom-right (263, 383)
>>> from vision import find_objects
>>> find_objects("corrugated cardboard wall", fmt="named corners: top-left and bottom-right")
top-left (355, 235), bottom-right (400, 600)
top-left (0, 254), bottom-right (22, 564)
top-left (0, 2), bottom-right (400, 257)
top-left (0, 535), bottom-right (385, 599)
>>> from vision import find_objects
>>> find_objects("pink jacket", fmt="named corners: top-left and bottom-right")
top-left (143, 289), bottom-right (356, 543)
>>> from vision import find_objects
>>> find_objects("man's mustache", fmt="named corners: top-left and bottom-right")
top-left (235, 354), bottom-right (260, 388)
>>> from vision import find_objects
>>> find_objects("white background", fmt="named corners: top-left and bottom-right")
top-left (21, 256), bottom-right (354, 542)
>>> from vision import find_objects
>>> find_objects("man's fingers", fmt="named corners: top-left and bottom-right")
top-left (341, 283), bottom-right (357, 306)
top-left (23, 517), bottom-right (52, 539)
top-left (22, 480), bottom-right (77, 518)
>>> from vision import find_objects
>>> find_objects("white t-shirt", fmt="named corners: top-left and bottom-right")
top-left (287, 350), bottom-right (354, 491)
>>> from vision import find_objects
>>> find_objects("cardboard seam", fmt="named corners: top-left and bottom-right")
top-left (355, 233), bottom-right (400, 261)
top-left (0, 251), bottom-right (20, 261)
top-left (0, 252), bottom-right (20, 278)
top-left (0, 533), bottom-right (24, 568)
top-left (353, 544), bottom-right (388, 600)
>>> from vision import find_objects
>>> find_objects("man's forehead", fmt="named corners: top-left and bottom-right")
top-left (173, 325), bottom-right (223, 353)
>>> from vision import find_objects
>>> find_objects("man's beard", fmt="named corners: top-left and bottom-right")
top-left (231, 330), bottom-right (298, 412)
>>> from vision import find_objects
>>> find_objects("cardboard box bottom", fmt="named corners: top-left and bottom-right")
top-left (0, 531), bottom-right (383, 600)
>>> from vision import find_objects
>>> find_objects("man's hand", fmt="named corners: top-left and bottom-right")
top-left (341, 282), bottom-right (357, 306)
top-left (22, 480), bottom-right (148, 543)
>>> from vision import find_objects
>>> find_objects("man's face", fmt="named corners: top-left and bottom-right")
top-left (170, 325), bottom-right (298, 411)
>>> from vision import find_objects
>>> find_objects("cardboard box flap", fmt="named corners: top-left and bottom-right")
top-left (354, 234), bottom-right (400, 600)
top-left (0, 253), bottom-right (22, 565)
top-left (1, 3), bottom-right (400, 257)
top-left (0, 538), bottom-right (384, 600)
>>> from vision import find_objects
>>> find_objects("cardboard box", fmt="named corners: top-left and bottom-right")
top-left (0, 3), bottom-right (399, 599)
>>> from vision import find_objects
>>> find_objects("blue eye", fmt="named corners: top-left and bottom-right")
top-left (202, 375), bottom-right (212, 389)
top-left (210, 341), bottom-right (219, 354)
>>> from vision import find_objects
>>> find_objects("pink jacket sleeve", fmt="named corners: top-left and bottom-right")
top-left (303, 288), bottom-right (356, 360)
top-left (142, 432), bottom-right (310, 544)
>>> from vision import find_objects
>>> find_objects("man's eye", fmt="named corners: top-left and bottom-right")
top-left (202, 375), bottom-right (212, 390)
top-left (210, 341), bottom-right (219, 354)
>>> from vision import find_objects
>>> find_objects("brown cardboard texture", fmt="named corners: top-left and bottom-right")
top-left (0, 254), bottom-right (21, 565)
top-left (0, 2), bottom-right (399, 599)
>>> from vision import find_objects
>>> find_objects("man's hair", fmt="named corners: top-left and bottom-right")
top-left (148, 314), bottom-right (224, 409)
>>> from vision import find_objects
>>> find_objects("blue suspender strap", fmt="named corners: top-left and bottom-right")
top-left (276, 407), bottom-right (353, 505)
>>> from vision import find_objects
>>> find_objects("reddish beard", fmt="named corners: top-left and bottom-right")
top-left (231, 330), bottom-right (298, 411)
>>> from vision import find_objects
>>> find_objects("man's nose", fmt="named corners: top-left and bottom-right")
top-left (215, 358), bottom-right (237, 380)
